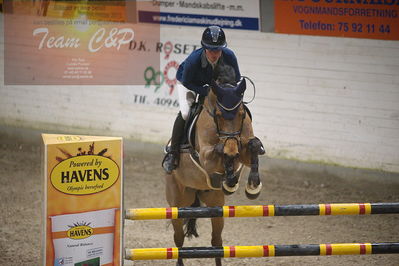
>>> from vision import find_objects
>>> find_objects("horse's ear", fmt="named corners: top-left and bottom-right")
top-left (236, 77), bottom-right (246, 96)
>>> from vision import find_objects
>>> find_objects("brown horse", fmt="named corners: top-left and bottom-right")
top-left (165, 78), bottom-right (264, 266)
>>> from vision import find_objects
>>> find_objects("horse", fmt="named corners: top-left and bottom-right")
top-left (165, 77), bottom-right (265, 266)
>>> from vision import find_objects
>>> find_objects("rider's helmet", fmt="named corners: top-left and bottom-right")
top-left (201, 26), bottom-right (227, 50)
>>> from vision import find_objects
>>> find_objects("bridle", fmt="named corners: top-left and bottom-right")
top-left (205, 89), bottom-right (246, 151)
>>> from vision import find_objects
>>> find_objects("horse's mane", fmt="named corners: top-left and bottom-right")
top-left (214, 64), bottom-right (236, 86)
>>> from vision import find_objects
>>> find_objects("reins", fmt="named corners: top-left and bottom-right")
top-left (242, 76), bottom-right (255, 105)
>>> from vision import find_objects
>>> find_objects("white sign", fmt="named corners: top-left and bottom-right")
top-left (138, 0), bottom-right (260, 30)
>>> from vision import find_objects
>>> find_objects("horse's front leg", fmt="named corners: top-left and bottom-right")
top-left (221, 153), bottom-right (240, 195)
top-left (200, 143), bottom-right (240, 195)
top-left (171, 219), bottom-right (185, 266)
top-left (165, 174), bottom-right (196, 266)
top-left (200, 144), bottom-right (224, 172)
top-left (245, 137), bottom-right (265, 199)
top-left (211, 217), bottom-right (224, 266)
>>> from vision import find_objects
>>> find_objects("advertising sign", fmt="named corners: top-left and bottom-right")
top-left (42, 134), bottom-right (123, 266)
top-left (4, 1), bottom-right (160, 85)
top-left (123, 37), bottom-right (203, 110)
top-left (275, 0), bottom-right (399, 40)
top-left (137, 0), bottom-right (260, 30)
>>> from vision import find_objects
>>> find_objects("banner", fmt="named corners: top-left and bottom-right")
top-left (4, 1), bottom-right (160, 85)
top-left (275, 0), bottom-right (399, 40)
top-left (123, 38), bottom-right (201, 109)
top-left (137, 0), bottom-right (260, 30)
top-left (42, 134), bottom-right (123, 266)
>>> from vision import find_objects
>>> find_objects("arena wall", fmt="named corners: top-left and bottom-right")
top-left (0, 16), bottom-right (398, 173)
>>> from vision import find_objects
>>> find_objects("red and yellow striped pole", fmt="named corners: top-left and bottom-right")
top-left (222, 245), bottom-right (276, 258)
top-left (126, 207), bottom-right (179, 220)
top-left (126, 247), bottom-right (179, 260)
top-left (319, 243), bottom-right (372, 255)
top-left (125, 243), bottom-right (398, 260)
top-left (221, 205), bottom-right (275, 217)
top-left (318, 203), bottom-right (372, 215)
top-left (125, 202), bottom-right (399, 220)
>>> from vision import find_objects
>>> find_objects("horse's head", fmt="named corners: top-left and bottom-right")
top-left (210, 77), bottom-right (247, 160)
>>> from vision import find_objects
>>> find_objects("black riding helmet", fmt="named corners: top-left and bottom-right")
top-left (201, 25), bottom-right (227, 50)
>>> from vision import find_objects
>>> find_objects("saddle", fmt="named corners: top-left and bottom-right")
top-left (164, 101), bottom-right (201, 154)
top-left (182, 101), bottom-right (203, 152)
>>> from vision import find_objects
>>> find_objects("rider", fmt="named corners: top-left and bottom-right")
top-left (162, 25), bottom-right (241, 174)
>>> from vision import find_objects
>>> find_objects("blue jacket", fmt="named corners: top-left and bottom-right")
top-left (176, 47), bottom-right (240, 96)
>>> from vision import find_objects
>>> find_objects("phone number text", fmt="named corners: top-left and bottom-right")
top-left (299, 20), bottom-right (391, 34)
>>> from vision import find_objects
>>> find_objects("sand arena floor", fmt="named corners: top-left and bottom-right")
top-left (0, 129), bottom-right (398, 265)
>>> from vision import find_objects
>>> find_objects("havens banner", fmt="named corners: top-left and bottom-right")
top-left (275, 0), bottom-right (399, 40)
top-left (137, 0), bottom-right (260, 30)
top-left (42, 134), bottom-right (123, 266)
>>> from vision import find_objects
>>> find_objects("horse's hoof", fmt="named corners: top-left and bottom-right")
top-left (222, 181), bottom-right (239, 195)
top-left (245, 182), bottom-right (262, 200)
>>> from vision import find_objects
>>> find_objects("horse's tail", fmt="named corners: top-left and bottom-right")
top-left (184, 192), bottom-right (200, 239)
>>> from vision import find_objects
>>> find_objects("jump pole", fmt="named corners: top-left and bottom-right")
top-left (125, 202), bottom-right (399, 220)
top-left (125, 242), bottom-right (399, 260)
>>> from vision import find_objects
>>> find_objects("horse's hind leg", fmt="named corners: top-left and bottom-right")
top-left (245, 137), bottom-right (265, 199)
top-left (199, 190), bottom-right (225, 266)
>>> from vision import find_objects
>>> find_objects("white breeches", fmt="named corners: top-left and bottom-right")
top-left (177, 83), bottom-right (196, 121)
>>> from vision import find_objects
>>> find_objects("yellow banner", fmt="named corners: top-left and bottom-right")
top-left (42, 134), bottom-right (123, 265)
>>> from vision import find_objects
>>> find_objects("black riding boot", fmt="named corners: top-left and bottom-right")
top-left (162, 112), bottom-right (185, 174)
